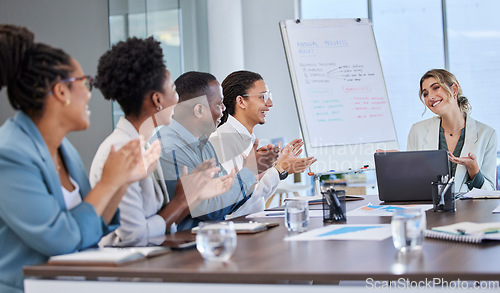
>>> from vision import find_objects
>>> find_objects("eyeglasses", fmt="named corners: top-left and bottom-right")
top-left (60, 75), bottom-right (94, 91)
top-left (242, 91), bottom-right (272, 103)
top-left (50, 75), bottom-right (94, 95)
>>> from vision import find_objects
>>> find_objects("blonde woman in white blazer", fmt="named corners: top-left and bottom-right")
top-left (407, 69), bottom-right (497, 193)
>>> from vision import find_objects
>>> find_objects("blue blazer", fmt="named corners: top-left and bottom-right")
top-left (0, 112), bottom-right (119, 292)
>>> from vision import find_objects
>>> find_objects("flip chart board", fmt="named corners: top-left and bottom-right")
top-left (280, 18), bottom-right (399, 174)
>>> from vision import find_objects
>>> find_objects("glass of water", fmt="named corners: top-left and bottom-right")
top-left (391, 208), bottom-right (426, 253)
top-left (285, 200), bottom-right (309, 232)
top-left (196, 221), bottom-right (237, 262)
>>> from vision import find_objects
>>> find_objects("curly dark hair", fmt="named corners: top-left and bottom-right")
top-left (174, 71), bottom-right (217, 103)
top-left (95, 36), bottom-right (167, 117)
top-left (220, 70), bottom-right (262, 126)
top-left (0, 24), bottom-right (72, 118)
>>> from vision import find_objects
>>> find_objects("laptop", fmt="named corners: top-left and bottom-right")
top-left (374, 150), bottom-right (450, 202)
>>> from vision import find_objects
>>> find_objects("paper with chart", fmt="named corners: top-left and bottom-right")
top-left (285, 224), bottom-right (392, 241)
top-left (347, 203), bottom-right (433, 217)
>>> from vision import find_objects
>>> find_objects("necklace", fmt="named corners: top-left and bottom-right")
top-left (443, 125), bottom-right (464, 137)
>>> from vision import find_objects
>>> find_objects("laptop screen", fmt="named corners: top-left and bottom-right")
top-left (374, 150), bottom-right (450, 202)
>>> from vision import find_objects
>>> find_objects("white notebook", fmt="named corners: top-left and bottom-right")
top-left (425, 222), bottom-right (500, 243)
top-left (48, 247), bottom-right (170, 266)
top-left (424, 230), bottom-right (484, 243)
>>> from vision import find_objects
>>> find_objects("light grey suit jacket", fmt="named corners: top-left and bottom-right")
top-left (407, 115), bottom-right (497, 192)
top-left (90, 117), bottom-right (168, 246)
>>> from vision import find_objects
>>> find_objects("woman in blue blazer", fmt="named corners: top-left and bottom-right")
top-left (407, 69), bottom-right (497, 192)
top-left (0, 25), bottom-right (160, 292)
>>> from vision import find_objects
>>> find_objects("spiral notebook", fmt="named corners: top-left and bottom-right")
top-left (425, 222), bottom-right (500, 243)
top-left (424, 230), bottom-right (485, 243)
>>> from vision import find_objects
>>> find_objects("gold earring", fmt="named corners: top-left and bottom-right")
top-left (64, 100), bottom-right (71, 106)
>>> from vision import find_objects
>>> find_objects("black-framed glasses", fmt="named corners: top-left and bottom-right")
top-left (50, 75), bottom-right (94, 95)
top-left (242, 91), bottom-right (272, 103)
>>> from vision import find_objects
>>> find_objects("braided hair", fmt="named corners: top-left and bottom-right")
top-left (0, 24), bottom-right (72, 118)
top-left (95, 37), bottom-right (166, 118)
top-left (219, 70), bottom-right (262, 126)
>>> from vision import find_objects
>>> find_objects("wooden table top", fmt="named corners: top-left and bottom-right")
top-left (24, 195), bottom-right (500, 283)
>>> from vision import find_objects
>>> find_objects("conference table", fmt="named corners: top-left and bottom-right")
top-left (23, 195), bottom-right (500, 292)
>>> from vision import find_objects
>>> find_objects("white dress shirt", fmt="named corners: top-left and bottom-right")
top-left (209, 115), bottom-right (280, 218)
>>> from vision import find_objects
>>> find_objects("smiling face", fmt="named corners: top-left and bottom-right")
top-left (420, 77), bottom-right (459, 116)
top-left (241, 79), bottom-right (273, 127)
top-left (207, 80), bottom-right (226, 127)
top-left (64, 58), bottom-right (92, 131)
top-left (155, 70), bottom-right (179, 126)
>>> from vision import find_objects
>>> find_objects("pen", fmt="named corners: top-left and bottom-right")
top-left (328, 192), bottom-right (339, 220)
top-left (265, 212), bottom-right (284, 217)
top-left (482, 228), bottom-right (500, 234)
top-left (329, 191), bottom-right (346, 221)
top-left (439, 177), bottom-right (454, 207)
top-left (323, 190), bottom-right (333, 206)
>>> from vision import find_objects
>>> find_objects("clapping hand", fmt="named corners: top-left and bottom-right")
top-left (279, 139), bottom-right (303, 160)
top-left (100, 137), bottom-right (160, 187)
top-left (127, 138), bottom-right (161, 183)
top-left (241, 139), bottom-right (259, 175)
top-left (179, 159), bottom-right (236, 207)
top-left (274, 139), bottom-right (317, 174)
top-left (255, 140), bottom-right (280, 173)
top-left (198, 169), bottom-right (235, 201)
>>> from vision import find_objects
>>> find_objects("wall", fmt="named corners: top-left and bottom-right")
top-left (0, 0), bottom-right (302, 172)
top-left (0, 0), bottom-right (112, 172)
top-left (180, 0), bottom-right (210, 72)
top-left (240, 0), bottom-right (300, 145)
top-left (206, 0), bottom-right (245, 81)
top-left (205, 0), bottom-right (301, 145)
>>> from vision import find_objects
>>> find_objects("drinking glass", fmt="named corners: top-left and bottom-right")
top-left (391, 208), bottom-right (425, 253)
top-left (285, 200), bottom-right (309, 232)
top-left (196, 221), bottom-right (237, 262)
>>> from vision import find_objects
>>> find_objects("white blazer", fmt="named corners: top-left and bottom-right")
top-left (90, 117), bottom-right (169, 246)
top-left (407, 115), bottom-right (497, 192)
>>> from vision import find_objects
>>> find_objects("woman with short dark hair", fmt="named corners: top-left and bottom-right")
top-left (90, 37), bottom-right (234, 246)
